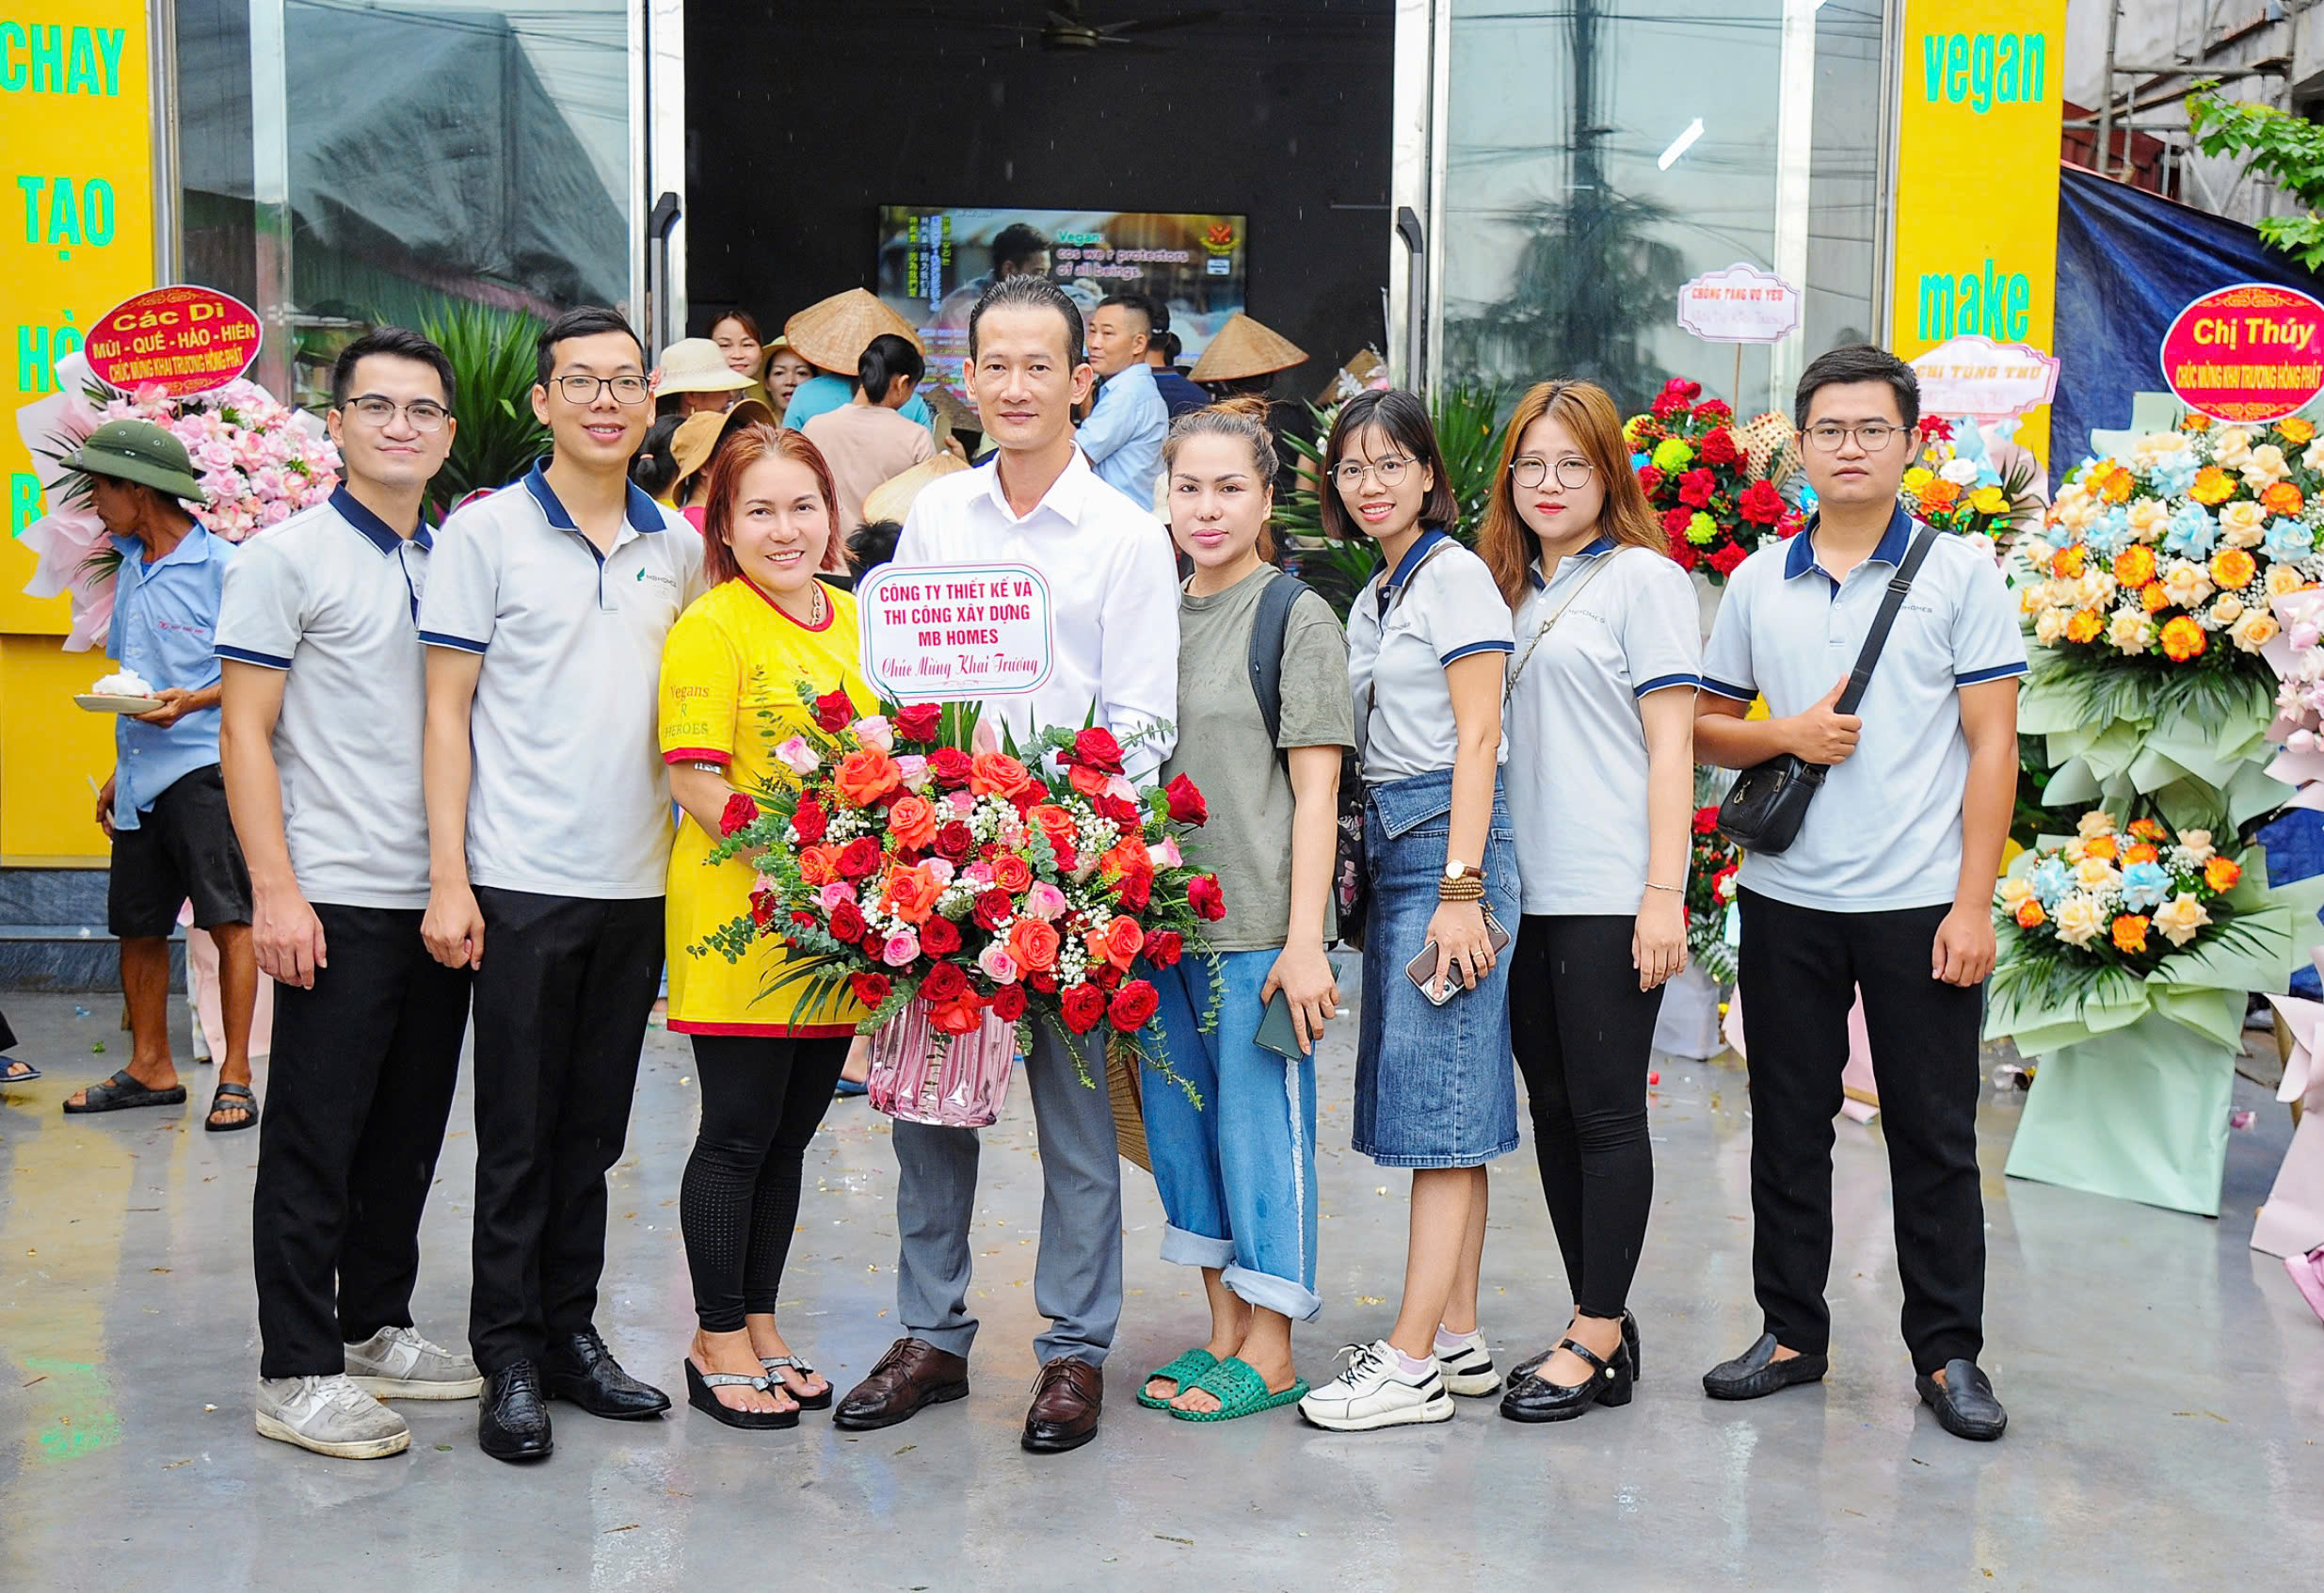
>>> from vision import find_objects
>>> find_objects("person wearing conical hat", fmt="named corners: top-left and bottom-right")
top-left (1190, 313), bottom-right (1309, 396)
top-left (778, 289), bottom-right (938, 437)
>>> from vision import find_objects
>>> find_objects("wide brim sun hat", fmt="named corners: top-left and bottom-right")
top-left (784, 289), bottom-right (923, 375)
top-left (671, 397), bottom-right (776, 480)
top-left (654, 336), bottom-right (755, 396)
top-left (64, 419), bottom-right (208, 503)
top-left (1188, 314), bottom-right (1309, 384)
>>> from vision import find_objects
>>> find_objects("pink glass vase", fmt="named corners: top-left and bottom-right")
top-left (866, 996), bottom-right (1019, 1128)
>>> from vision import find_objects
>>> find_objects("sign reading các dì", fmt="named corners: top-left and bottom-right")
top-left (82, 285), bottom-right (263, 398)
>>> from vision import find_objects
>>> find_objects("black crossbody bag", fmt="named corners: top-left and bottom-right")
top-left (1716, 525), bottom-right (1939, 855)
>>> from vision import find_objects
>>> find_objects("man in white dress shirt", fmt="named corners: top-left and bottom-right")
top-left (834, 276), bottom-right (1179, 1456)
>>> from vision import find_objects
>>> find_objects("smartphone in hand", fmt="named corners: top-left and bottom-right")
top-left (1403, 913), bottom-right (1512, 1005)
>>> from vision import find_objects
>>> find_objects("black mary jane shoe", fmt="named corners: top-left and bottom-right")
top-left (686, 1360), bottom-right (801, 1431)
top-left (1499, 1337), bottom-right (1634, 1424)
top-left (542, 1327), bottom-right (672, 1419)
top-left (1510, 1310), bottom-right (1642, 1389)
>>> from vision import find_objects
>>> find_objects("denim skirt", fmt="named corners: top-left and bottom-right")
top-left (1350, 767), bottom-right (1521, 1168)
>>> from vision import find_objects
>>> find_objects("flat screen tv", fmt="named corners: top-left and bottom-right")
top-left (876, 205), bottom-right (1249, 409)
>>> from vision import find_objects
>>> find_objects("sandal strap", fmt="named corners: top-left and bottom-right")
top-left (1556, 1337), bottom-right (1616, 1377)
top-left (1190, 1357), bottom-right (1267, 1402)
top-left (697, 1372), bottom-right (772, 1391)
top-left (760, 1356), bottom-right (815, 1376)
top-left (96, 1068), bottom-right (140, 1095)
top-left (212, 1083), bottom-right (256, 1102)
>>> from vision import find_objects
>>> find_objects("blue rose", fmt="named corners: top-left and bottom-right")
top-left (2264, 518), bottom-right (2318, 560)
top-left (2083, 507), bottom-right (2131, 558)
top-left (2150, 458), bottom-right (2199, 496)
top-left (2030, 857), bottom-right (2072, 909)
top-left (2120, 860), bottom-right (2171, 913)
top-left (2163, 503), bottom-right (2217, 559)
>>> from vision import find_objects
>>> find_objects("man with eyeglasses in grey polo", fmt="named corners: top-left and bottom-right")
top-left (418, 307), bottom-right (706, 1462)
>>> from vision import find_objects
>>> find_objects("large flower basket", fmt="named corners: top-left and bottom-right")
top-left (866, 995), bottom-right (1019, 1128)
top-left (2253, 988), bottom-right (2324, 1259)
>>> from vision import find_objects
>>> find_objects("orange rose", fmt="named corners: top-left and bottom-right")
top-left (2127, 817), bottom-right (2168, 842)
top-left (1920, 478), bottom-right (1961, 510)
top-left (2096, 463), bottom-right (2135, 503)
top-left (1004, 916), bottom-right (1061, 974)
top-left (2112, 545), bottom-right (2156, 588)
top-left (991, 852), bottom-right (1034, 893)
top-left (2014, 897), bottom-right (2046, 929)
top-left (1066, 763), bottom-right (1112, 799)
top-left (2204, 855), bottom-right (2242, 893)
top-left (927, 997), bottom-right (987, 1037)
top-left (2122, 842), bottom-right (2159, 865)
top-left (2049, 544), bottom-right (2086, 579)
top-left (2111, 913), bottom-right (2150, 954)
top-left (833, 748), bottom-right (903, 807)
top-left (2064, 608), bottom-right (2105, 644)
top-left (888, 793), bottom-right (939, 851)
top-left (2083, 833), bottom-right (2118, 861)
top-left (1026, 802), bottom-right (1079, 856)
top-left (970, 751), bottom-right (1038, 799)
top-left (799, 844), bottom-right (842, 886)
top-left (2210, 548), bottom-right (2258, 590)
top-left (2160, 615), bottom-right (2206, 661)
top-left (2189, 465), bottom-right (2235, 506)
top-left (2264, 481), bottom-right (2304, 518)
top-left (2182, 413), bottom-right (2212, 433)
top-left (2280, 417), bottom-right (2316, 444)
top-left (881, 863), bottom-right (944, 925)
top-left (1098, 914), bottom-right (1145, 971)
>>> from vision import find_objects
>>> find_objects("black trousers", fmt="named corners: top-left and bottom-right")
top-left (1508, 914), bottom-right (1661, 1320)
top-left (681, 1034), bottom-right (850, 1332)
top-left (251, 905), bottom-right (472, 1378)
top-left (467, 888), bottom-right (665, 1374)
top-left (1737, 888), bottom-right (1986, 1375)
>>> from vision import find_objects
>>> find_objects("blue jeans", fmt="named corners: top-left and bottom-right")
top-left (1141, 950), bottom-right (1322, 1322)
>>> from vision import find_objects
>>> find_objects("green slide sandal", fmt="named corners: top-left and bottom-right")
top-left (1136, 1347), bottom-right (1218, 1409)
top-left (1167, 1357), bottom-right (1309, 1423)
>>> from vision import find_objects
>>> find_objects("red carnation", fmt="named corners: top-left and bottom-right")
top-left (1737, 479), bottom-right (1787, 526)
top-left (1919, 414), bottom-right (1954, 442)
top-left (849, 971), bottom-right (891, 1007)
top-left (1637, 464), bottom-right (1664, 496)
top-left (894, 702), bottom-right (943, 742)
top-left (1667, 538), bottom-right (1700, 571)
top-left (1675, 468), bottom-right (1716, 510)
top-left (837, 838), bottom-right (882, 879)
top-left (1707, 541), bottom-right (1750, 576)
top-left (1164, 774), bottom-right (1208, 826)
top-left (988, 983), bottom-right (1027, 1022)
top-left (1060, 983), bottom-right (1107, 1034)
top-left (1187, 874), bottom-right (1226, 921)
top-left (719, 792), bottom-right (760, 837)
top-left (791, 798), bottom-right (828, 844)
top-left (1660, 506), bottom-right (1695, 539)
top-left (972, 889), bottom-right (1015, 930)
top-left (1692, 806), bottom-right (1721, 835)
top-left (920, 960), bottom-right (970, 1004)
top-left (827, 900), bottom-right (867, 944)
top-left (1699, 427), bottom-right (1740, 468)
top-left (1071, 727), bottom-right (1126, 774)
top-left (813, 689), bottom-right (855, 733)
top-left (934, 822), bottom-right (974, 862)
top-left (920, 915), bottom-right (962, 956)
top-left (1650, 386), bottom-right (1690, 420)
top-left (1693, 397), bottom-right (1732, 423)
top-left (927, 747), bottom-right (974, 788)
top-left (1143, 927), bottom-right (1183, 967)
top-left (1107, 978), bottom-right (1160, 1033)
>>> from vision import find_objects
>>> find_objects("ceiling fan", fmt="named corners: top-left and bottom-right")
top-left (1016, 1), bottom-right (1222, 52)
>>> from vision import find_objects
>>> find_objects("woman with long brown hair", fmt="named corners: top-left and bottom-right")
top-left (1477, 379), bottom-right (1699, 1424)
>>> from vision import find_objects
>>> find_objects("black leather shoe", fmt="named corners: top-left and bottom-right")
top-left (1511, 1310), bottom-right (1641, 1388)
top-left (1702, 1333), bottom-right (1828, 1400)
top-left (1916, 1358), bottom-right (2007, 1441)
top-left (1499, 1337), bottom-right (1634, 1424)
top-left (478, 1361), bottom-right (553, 1462)
top-left (541, 1327), bottom-right (671, 1420)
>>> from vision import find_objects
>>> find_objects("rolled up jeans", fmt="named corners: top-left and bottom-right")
top-left (1140, 949), bottom-right (1322, 1322)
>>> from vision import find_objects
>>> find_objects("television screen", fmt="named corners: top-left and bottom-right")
top-left (876, 206), bottom-right (1249, 410)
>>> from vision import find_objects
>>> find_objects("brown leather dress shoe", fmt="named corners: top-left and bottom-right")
top-left (832, 1338), bottom-right (970, 1431)
top-left (1021, 1357), bottom-right (1103, 1454)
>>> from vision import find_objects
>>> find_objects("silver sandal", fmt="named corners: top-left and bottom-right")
top-left (759, 1355), bottom-right (832, 1410)
top-left (685, 1360), bottom-right (798, 1430)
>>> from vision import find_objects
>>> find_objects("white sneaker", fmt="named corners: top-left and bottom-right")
top-left (345, 1325), bottom-right (484, 1400)
top-left (256, 1374), bottom-right (410, 1459)
top-left (1297, 1340), bottom-right (1455, 1431)
top-left (1434, 1328), bottom-right (1501, 1397)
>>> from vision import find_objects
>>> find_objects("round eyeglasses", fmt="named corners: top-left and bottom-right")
top-left (1333, 455), bottom-right (1412, 491)
top-left (1510, 457), bottom-right (1595, 491)
top-left (344, 395), bottom-right (450, 432)
top-left (553, 374), bottom-right (652, 406)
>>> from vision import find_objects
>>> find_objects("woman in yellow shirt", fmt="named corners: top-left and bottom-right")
top-left (660, 422), bottom-right (874, 1430)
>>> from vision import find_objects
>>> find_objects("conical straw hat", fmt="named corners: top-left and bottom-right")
top-left (784, 289), bottom-right (922, 375)
top-left (861, 452), bottom-right (970, 526)
top-left (1188, 314), bottom-right (1308, 382)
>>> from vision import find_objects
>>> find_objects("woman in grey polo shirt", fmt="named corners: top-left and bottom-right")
top-left (1298, 390), bottom-right (1519, 1434)
top-left (1479, 379), bottom-right (1700, 1424)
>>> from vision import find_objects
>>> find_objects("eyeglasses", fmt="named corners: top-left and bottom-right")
top-left (343, 395), bottom-right (450, 432)
top-left (1333, 455), bottom-right (1413, 491)
top-left (1803, 422), bottom-right (1902, 453)
top-left (1510, 457), bottom-right (1595, 491)
top-left (552, 374), bottom-right (652, 406)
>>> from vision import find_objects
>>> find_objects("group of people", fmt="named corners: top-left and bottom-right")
top-left (48, 271), bottom-right (2023, 1467)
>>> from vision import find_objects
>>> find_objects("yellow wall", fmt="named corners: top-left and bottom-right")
top-left (1889, 1), bottom-right (2067, 465)
top-left (3, 1), bottom-right (152, 862)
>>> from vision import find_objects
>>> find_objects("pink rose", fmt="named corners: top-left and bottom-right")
top-left (946, 790), bottom-right (977, 818)
top-left (851, 715), bottom-right (894, 753)
top-left (1022, 881), bottom-right (1068, 921)
top-left (775, 735), bottom-right (821, 776)
top-left (197, 440), bottom-right (236, 471)
top-left (879, 930), bottom-right (921, 967)
top-left (922, 857), bottom-right (955, 886)
top-left (977, 942), bottom-right (1021, 985)
top-left (815, 881), bottom-right (857, 911)
top-left (1147, 835), bottom-right (1182, 869)
top-left (896, 753), bottom-right (930, 791)
top-left (1104, 774), bottom-right (1140, 807)
top-left (960, 861), bottom-right (995, 889)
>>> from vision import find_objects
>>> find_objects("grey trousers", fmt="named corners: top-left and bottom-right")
top-left (891, 1020), bottom-right (1122, 1366)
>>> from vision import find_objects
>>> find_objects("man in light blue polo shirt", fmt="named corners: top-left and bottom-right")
top-left (59, 421), bottom-right (259, 1134)
top-left (1078, 292), bottom-right (1169, 507)
top-left (1694, 346), bottom-right (2023, 1443)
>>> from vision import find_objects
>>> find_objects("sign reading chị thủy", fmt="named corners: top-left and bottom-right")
top-left (857, 562), bottom-right (1056, 703)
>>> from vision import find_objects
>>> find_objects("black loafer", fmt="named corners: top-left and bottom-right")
top-left (1916, 1358), bottom-right (2007, 1441)
top-left (1499, 1337), bottom-right (1634, 1424)
top-left (478, 1361), bottom-right (553, 1462)
top-left (542, 1327), bottom-right (671, 1420)
top-left (1702, 1333), bottom-right (1827, 1401)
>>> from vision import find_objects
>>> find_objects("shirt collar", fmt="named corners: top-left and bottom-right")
top-left (521, 459), bottom-right (665, 536)
top-left (1375, 526), bottom-right (1451, 593)
top-left (977, 446), bottom-right (1096, 526)
top-left (1783, 501), bottom-right (1914, 580)
top-left (1527, 534), bottom-right (1618, 591)
top-left (329, 485), bottom-right (433, 554)
top-left (114, 522), bottom-right (217, 571)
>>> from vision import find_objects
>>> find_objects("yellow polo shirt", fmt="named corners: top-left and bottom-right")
top-left (659, 576), bottom-right (876, 1036)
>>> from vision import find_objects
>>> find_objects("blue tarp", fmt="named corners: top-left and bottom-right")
top-left (2053, 164), bottom-right (2324, 475)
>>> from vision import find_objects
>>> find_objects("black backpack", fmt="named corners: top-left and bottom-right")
top-left (1247, 571), bottom-right (1370, 949)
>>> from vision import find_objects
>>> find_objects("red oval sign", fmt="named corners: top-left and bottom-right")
top-left (2160, 282), bottom-right (2324, 424)
top-left (82, 285), bottom-right (264, 399)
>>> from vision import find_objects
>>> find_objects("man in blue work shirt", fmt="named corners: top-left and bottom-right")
top-left (1078, 292), bottom-right (1170, 507)
top-left (62, 420), bottom-right (260, 1134)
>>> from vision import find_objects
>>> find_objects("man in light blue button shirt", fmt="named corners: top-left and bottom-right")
top-left (1077, 292), bottom-right (1169, 507)
top-left (61, 421), bottom-right (259, 1131)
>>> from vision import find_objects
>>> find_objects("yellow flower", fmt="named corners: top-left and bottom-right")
top-left (2210, 547), bottom-right (2258, 590)
top-left (1970, 485), bottom-right (2010, 517)
top-left (2212, 426), bottom-right (2255, 468)
top-left (2160, 561), bottom-right (2215, 609)
top-left (2160, 615), bottom-right (2207, 661)
top-left (2177, 829), bottom-right (2217, 864)
top-left (1998, 877), bottom-right (2034, 909)
top-left (2112, 545), bottom-right (2156, 587)
top-left (2053, 893), bottom-right (2106, 948)
top-left (2126, 499), bottom-right (2172, 542)
top-left (2231, 610), bottom-right (2281, 652)
top-left (2064, 607), bottom-right (2105, 644)
top-left (2034, 607), bottom-right (2067, 644)
top-left (2280, 417), bottom-right (2316, 444)
top-left (1902, 466), bottom-right (1934, 492)
top-left (2240, 442), bottom-right (2292, 490)
top-left (2212, 593), bottom-right (2244, 625)
top-left (2142, 583), bottom-right (2171, 613)
top-left (2153, 893), bottom-right (2212, 946)
top-left (2076, 811), bottom-right (2118, 838)
top-left (1686, 511), bottom-right (1717, 545)
top-left (2189, 465), bottom-right (2236, 506)
top-left (2111, 914), bottom-right (2151, 955)
top-left (2073, 855), bottom-right (2123, 894)
top-left (2268, 564), bottom-right (2309, 598)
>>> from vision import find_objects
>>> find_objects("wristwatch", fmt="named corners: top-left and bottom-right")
top-left (1444, 859), bottom-right (1483, 882)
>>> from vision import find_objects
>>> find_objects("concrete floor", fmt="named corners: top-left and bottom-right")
top-left (0, 989), bottom-right (2319, 1592)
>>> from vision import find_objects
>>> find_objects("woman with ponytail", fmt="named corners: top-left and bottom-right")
top-left (801, 332), bottom-right (934, 561)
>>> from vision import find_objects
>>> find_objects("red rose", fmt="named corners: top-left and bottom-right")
top-left (1187, 874), bottom-right (1226, 921)
top-left (1675, 468), bottom-right (1715, 510)
top-left (988, 983), bottom-right (1027, 1022)
top-left (837, 838), bottom-right (882, 879)
top-left (1028, 972), bottom-right (1058, 994)
top-left (789, 909), bottom-right (817, 929)
top-left (928, 747), bottom-right (974, 788)
top-left (972, 889), bottom-right (1015, 930)
top-left (849, 971), bottom-right (891, 1007)
top-left (1096, 962), bottom-right (1123, 990)
top-left (894, 702), bottom-right (944, 742)
top-left (1707, 541), bottom-right (1749, 576)
top-left (928, 997), bottom-right (986, 1037)
top-left (749, 888), bottom-right (777, 927)
top-left (1099, 794), bottom-right (1144, 828)
top-left (920, 960), bottom-right (970, 1004)
top-left (920, 915), bottom-right (962, 956)
top-left (791, 798), bottom-right (828, 844)
top-left (934, 821), bottom-right (974, 862)
top-left (1070, 727), bottom-right (1126, 774)
top-left (1114, 863), bottom-right (1152, 913)
top-left (813, 689), bottom-right (855, 733)
top-left (1107, 977), bottom-right (1160, 1033)
top-left (1737, 479), bottom-right (1786, 527)
top-left (1920, 414), bottom-right (1954, 442)
top-left (1699, 427), bottom-right (1740, 468)
top-left (1143, 928), bottom-right (1182, 967)
top-left (1637, 464), bottom-right (1664, 496)
top-left (1164, 774), bottom-right (1208, 826)
top-left (1650, 387), bottom-right (1688, 420)
top-left (1660, 506), bottom-right (1694, 539)
top-left (827, 900), bottom-right (867, 944)
top-left (1667, 537), bottom-right (1700, 571)
top-left (718, 792), bottom-right (760, 837)
top-left (1060, 983), bottom-right (1107, 1034)
top-left (1692, 806), bottom-right (1721, 835)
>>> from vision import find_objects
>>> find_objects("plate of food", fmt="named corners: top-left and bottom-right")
top-left (75, 669), bottom-right (161, 714)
